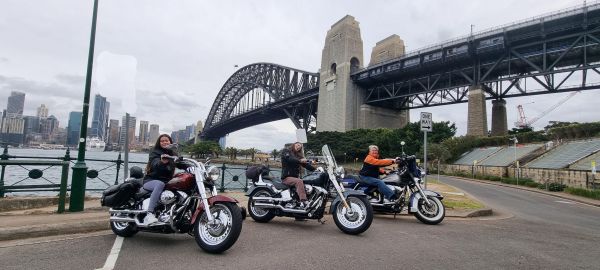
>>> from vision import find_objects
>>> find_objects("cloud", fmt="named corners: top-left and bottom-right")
top-left (0, 57), bottom-right (8, 63)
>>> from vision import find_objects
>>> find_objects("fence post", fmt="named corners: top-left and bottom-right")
top-left (0, 145), bottom-right (8, 197)
top-left (115, 153), bottom-right (123, 185)
top-left (220, 164), bottom-right (226, 192)
top-left (56, 148), bottom-right (71, 213)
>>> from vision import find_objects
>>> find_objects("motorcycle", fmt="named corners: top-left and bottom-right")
top-left (343, 154), bottom-right (445, 225)
top-left (246, 144), bottom-right (373, 235)
top-left (102, 154), bottom-right (244, 254)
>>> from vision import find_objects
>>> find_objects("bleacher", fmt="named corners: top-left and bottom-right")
top-left (454, 147), bottom-right (501, 165)
top-left (479, 144), bottom-right (542, 166)
top-left (526, 139), bottom-right (600, 169)
top-left (569, 150), bottom-right (600, 171)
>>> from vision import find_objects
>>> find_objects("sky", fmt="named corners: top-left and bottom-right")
top-left (0, 0), bottom-right (598, 152)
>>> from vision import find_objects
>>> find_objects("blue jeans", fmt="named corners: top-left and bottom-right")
top-left (359, 176), bottom-right (395, 200)
top-left (143, 180), bottom-right (165, 212)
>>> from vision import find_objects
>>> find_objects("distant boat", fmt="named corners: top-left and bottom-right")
top-left (86, 137), bottom-right (106, 152)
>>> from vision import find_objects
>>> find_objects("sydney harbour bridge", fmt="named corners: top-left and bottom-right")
top-left (202, 3), bottom-right (600, 140)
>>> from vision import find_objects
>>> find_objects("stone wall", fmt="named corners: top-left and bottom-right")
top-left (441, 164), bottom-right (599, 189)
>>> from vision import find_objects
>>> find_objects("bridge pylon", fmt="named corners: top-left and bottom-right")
top-left (316, 16), bottom-right (409, 132)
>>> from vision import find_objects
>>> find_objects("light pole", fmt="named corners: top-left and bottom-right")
top-left (400, 141), bottom-right (405, 155)
top-left (510, 137), bottom-right (519, 185)
top-left (70, 0), bottom-right (99, 212)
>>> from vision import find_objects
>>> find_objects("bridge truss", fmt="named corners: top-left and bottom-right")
top-left (203, 63), bottom-right (319, 140)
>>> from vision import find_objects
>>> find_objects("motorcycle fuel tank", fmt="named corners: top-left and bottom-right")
top-left (166, 172), bottom-right (195, 191)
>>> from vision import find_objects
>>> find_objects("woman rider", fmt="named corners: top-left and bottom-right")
top-left (281, 142), bottom-right (315, 209)
top-left (141, 134), bottom-right (177, 225)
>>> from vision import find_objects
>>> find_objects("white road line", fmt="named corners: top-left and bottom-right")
top-left (555, 200), bottom-right (575, 204)
top-left (97, 236), bottom-right (124, 270)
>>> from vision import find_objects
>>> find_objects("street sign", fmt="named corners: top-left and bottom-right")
top-left (420, 112), bottom-right (432, 132)
top-left (296, 129), bottom-right (307, 143)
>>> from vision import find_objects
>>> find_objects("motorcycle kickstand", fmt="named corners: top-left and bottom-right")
top-left (317, 218), bottom-right (327, 224)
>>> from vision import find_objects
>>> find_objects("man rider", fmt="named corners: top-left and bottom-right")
top-left (358, 145), bottom-right (398, 203)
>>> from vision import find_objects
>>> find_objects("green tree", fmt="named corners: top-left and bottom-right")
top-left (186, 141), bottom-right (221, 158)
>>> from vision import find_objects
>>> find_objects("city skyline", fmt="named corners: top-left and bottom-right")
top-left (1, 0), bottom-right (598, 151)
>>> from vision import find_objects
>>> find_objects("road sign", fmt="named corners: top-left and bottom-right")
top-left (296, 129), bottom-right (307, 143)
top-left (420, 112), bottom-right (432, 132)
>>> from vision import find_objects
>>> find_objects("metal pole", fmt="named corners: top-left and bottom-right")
top-left (0, 145), bottom-right (9, 198)
top-left (515, 140), bottom-right (519, 185)
top-left (124, 113), bottom-right (130, 177)
top-left (424, 131), bottom-right (428, 189)
top-left (114, 152), bottom-right (122, 185)
top-left (220, 164), bottom-right (226, 192)
top-left (70, 0), bottom-right (99, 212)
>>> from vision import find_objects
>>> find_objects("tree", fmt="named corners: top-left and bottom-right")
top-left (225, 147), bottom-right (238, 160)
top-left (271, 149), bottom-right (280, 159)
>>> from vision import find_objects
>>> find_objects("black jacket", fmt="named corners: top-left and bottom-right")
top-left (281, 148), bottom-right (315, 179)
top-left (143, 147), bottom-right (176, 183)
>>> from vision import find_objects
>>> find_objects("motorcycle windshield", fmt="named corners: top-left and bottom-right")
top-left (321, 144), bottom-right (338, 169)
top-left (407, 159), bottom-right (422, 178)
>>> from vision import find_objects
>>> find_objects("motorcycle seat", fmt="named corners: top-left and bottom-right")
top-left (265, 179), bottom-right (289, 190)
top-left (134, 188), bottom-right (151, 200)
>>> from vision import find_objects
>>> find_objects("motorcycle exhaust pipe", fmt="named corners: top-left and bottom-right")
top-left (253, 202), bottom-right (308, 214)
top-left (109, 209), bottom-right (146, 215)
top-left (110, 216), bottom-right (136, 223)
top-left (252, 197), bottom-right (287, 202)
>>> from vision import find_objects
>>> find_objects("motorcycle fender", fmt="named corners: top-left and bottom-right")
top-left (328, 190), bottom-right (366, 214)
top-left (191, 195), bottom-right (239, 224)
top-left (245, 186), bottom-right (257, 196)
top-left (408, 190), bottom-right (443, 213)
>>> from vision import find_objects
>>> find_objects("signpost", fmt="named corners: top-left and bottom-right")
top-left (420, 112), bottom-right (432, 188)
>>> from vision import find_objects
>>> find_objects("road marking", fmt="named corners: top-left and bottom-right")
top-left (555, 200), bottom-right (575, 204)
top-left (97, 236), bottom-right (124, 270)
top-left (443, 192), bottom-right (465, 196)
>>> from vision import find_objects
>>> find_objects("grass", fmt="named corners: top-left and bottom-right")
top-left (565, 187), bottom-right (600, 200)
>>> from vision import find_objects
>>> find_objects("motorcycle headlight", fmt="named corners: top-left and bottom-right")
top-left (336, 166), bottom-right (346, 178)
top-left (205, 166), bottom-right (220, 181)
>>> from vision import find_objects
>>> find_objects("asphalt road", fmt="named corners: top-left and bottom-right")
top-left (1, 176), bottom-right (599, 270)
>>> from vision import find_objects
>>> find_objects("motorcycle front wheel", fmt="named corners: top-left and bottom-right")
top-left (413, 196), bottom-right (445, 225)
top-left (194, 202), bottom-right (243, 254)
top-left (332, 195), bottom-right (373, 235)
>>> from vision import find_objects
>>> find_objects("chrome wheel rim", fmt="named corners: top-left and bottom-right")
top-left (198, 204), bottom-right (233, 246)
top-left (335, 197), bottom-right (367, 229)
top-left (250, 190), bottom-right (271, 217)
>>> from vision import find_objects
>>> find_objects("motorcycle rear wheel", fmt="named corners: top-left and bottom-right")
top-left (248, 189), bottom-right (276, 223)
top-left (110, 213), bottom-right (138, 237)
top-left (413, 196), bottom-right (445, 225)
top-left (194, 202), bottom-right (243, 254)
top-left (332, 195), bottom-right (373, 235)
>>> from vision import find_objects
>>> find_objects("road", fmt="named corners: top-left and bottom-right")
top-left (1, 176), bottom-right (599, 270)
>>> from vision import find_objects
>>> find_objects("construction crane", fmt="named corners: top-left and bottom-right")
top-left (514, 91), bottom-right (580, 129)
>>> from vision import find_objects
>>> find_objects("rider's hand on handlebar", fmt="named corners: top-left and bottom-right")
top-left (160, 154), bottom-right (172, 163)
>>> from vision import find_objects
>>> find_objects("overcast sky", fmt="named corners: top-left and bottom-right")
top-left (0, 0), bottom-right (597, 152)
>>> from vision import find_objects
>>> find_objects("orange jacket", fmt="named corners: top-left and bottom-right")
top-left (359, 154), bottom-right (394, 178)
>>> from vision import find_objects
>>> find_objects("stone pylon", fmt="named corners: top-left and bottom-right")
top-left (467, 86), bottom-right (488, 137)
top-left (491, 99), bottom-right (508, 136)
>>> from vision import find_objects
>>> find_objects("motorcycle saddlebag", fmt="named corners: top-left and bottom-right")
top-left (101, 181), bottom-right (140, 207)
top-left (245, 165), bottom-right (269, 183)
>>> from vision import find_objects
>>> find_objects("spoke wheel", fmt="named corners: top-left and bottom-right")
top-left (194, 202), bottom-right (243, 253)
top-left (332, 196), bottom-right (373, 235)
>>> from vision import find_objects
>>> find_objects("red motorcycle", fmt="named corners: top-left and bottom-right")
top-left (102, 156), bottom-right (244, 254)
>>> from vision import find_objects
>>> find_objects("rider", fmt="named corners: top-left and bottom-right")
top-left (141, 134), bottom-right (177, 225)
top-left (281, 142), bottom-right (315, 209)
top-left (358, 145), bottom-right (398, 203)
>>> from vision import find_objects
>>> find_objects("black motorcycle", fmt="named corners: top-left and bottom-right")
top-left (246, 145), bottom-right (373, 235)
top-left (343, 155), bottom-right (445, 225)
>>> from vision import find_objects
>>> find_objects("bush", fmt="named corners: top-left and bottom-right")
top-left (547, 182), bottom-right (566, 192)
top-left (565, 187), bottom-right (600, 200)
top-left (524, 181), bottom-right (540, 188)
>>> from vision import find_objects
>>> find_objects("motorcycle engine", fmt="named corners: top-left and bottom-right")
top-left (159, 190), bottom-right (176, 205)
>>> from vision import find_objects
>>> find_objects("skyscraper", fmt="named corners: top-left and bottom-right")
top-left (90, 94), bottom-right (110, 140)
top-left (139, 120), bottom-right (149, 145)
top-left (148, 124), bottom-right (159, 145)
top-left (7, 91), bottom-right (25, 116)
top-left (37, 104), bottom-right (48, 118)
top-left (67, 111), bottom-right (82, 146)
top-left (40, 115), bottom-right (59, 141)
top-left (108, 119), bottom-right (119, 145)
top-left (119, 115), bottom-right (136, 147)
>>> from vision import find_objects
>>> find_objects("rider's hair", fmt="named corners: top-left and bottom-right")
top-left (289, 142), bottom-right (304, 158)
top-left (368, 145), bottom-right (379, 151)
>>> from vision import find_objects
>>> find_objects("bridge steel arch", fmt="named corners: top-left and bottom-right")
top-left (203, 63), bottom-right (319, 140)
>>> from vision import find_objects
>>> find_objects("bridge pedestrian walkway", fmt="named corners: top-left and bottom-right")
top-left (526, 138), bottom-right (600, 169)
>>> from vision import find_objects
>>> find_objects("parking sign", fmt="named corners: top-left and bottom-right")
top-left (420, 112), bottom-right (432, 132)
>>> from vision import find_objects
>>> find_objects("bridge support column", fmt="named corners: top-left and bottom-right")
top-left (467, 86), bottom-right (488, 137)
top-left (491, 99), bottom-right (508, 136)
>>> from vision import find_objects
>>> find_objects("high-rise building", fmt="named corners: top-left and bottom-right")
top-left (67, 111), bottom-right (82, 146)
top-left (185, 124), bottom-right (195, 141)
top-left (37, 104), bottom-right (48, 118)
top-left (195, 120), bottom-right (204, 143)
top-left (23, 116), bottom-right (41, 144)
top-left (108, 119), bottom-right (119, 145)
top-left (148, 124), bottom-right (159, 145)
top-left (139, 120), bottom-right (149, 145)
top-left (0, 113), bottom-right (25, 144)
top-left (90, 94), bottom-right (110, 140)
top-left (7, 91), bottom-right (25, 116)
top-left (40, 115), bottom-right (59, 141)
top-left (119, 115), bottom-right (136, 147)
